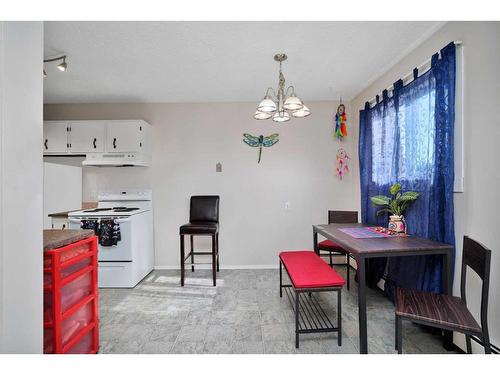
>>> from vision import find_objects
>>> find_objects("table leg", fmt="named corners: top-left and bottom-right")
top-left (357, 256), bottom-right (368, 354)
top-left (313, 230), bottom-right (319, 255)
top-left (442, 250), bottom-right (454, 350)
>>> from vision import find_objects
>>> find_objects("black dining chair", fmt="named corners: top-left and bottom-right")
top-left (317, 210), bottom-right (358, 290)
top-left (179, 195), bottom-right (220, 287)
top-left (395, 236), bottom-right (492, 354)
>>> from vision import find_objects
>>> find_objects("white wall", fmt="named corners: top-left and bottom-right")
top-left (43, 162), bottom-right (82, 228)
top-left (0, 22), bottom-right (44, 353)
top-left (351, 21), bottom-right (500, 352)
top-left (44, 101), bottom-right (359, 268)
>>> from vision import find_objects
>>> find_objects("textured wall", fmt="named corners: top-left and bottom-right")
top-left (44, 101), bottom-right (359, 268)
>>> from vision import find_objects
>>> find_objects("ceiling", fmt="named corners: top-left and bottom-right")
top-left (43, 21), bottom-right (444, 104)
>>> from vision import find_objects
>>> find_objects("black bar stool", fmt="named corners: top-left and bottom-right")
top-left (179, 196), bottom-right (220, 286)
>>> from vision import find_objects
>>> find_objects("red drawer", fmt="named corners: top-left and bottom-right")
top-left (66, 327), bottom-right (98, 354)
top-left (45, 271), bottom-right (93, 322)
top-left (61, 300), bottom-right (95, 347)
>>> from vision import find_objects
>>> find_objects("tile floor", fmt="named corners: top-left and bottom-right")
top-left (98, 267), bottom-right (453, 354)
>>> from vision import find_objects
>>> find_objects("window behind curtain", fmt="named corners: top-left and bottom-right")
top-left (370, 71), bottom-right (436, 186)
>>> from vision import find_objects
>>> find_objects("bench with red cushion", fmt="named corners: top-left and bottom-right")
top-left (279, 250), bottom-right (344, 348)
top-left (279, 250), bottom-right (345, 289)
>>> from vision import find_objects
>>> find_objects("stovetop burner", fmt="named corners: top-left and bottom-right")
top-left (83, 208), bottom-right (113, 213)
top-left (81, 207), bottom-right (141, 214)
top-left (112, 207), bottom-right (140, 212)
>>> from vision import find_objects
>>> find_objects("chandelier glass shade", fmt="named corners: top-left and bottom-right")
top-left (253, 53), bottom-right (310, 122)
top-left (253, 110), bottom-right (273, 120)
top-left (292, 105), bottom-right (311, 118)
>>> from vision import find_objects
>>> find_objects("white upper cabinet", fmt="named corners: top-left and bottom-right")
top-left (69, 121), bottom-right (105, 153)
top-left (43, 121), bottom-right (69, 154)
top-left (43, 120), bottom-right (151, 162)
top-left (105, 120), bottom-right (144, 153)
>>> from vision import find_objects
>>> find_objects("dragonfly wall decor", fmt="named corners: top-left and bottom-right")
top-left (243, 133), bottom-right (279, 163)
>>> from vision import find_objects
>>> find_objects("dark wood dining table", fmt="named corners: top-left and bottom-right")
top-left (313, 223), bottom-right (454, 354)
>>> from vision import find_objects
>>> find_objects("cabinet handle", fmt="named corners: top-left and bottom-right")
top-left (113, 138), bottom-right (117, 149)
top-left (93, 138), bottom-right (97, 149)
top-left (44, 139), bottom-right (48, 150)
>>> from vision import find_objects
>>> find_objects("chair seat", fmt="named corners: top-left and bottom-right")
top-left (279, 250), bottom-right (345, 289)
top-left (180, 222), bottom-right (218, 235)
top-left (317, 239), bottom-right (344, 251)
top-left (395, 288), bottom-right (482, 333)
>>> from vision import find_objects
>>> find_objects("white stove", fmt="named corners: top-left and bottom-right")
top-left (68, 189), bottom-right (154, 288)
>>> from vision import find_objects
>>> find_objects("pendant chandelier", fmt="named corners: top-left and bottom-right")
top-left (254, 53), bottom-right (310, 122)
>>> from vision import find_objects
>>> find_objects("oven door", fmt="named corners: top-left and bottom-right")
top-left (68, 217), bottom-right (133, 261)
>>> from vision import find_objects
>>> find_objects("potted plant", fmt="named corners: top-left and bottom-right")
top-left (370, 183), bottom-right (420, 233)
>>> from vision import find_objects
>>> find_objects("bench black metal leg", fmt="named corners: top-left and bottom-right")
top-left (295, 290), bottom-right (300, 348)
top-left (211, 234), bottom-right (216, 286)
top-left (190, 235), bottom-right (194, 272)
top-left (338, 289), bottom-right (342, 346)
top-left (180, 235), bottom-right (185, 286)
top-left (279, 260), bottom-right (283, 298)
top-left (396, 315), bottom-right (402, 354)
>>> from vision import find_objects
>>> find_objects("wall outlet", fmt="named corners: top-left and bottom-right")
top-left (216, 162), bottom-right (222, 172)
top-left (284, 201), bottom-right (291, 210)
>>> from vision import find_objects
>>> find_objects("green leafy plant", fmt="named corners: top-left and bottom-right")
top-left (370, 183), bottom-right (420, 217)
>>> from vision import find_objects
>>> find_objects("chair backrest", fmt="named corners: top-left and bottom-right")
top-left (460, 236), bottom-right (491, 330)
top-left (328, 210), bottom-right (358, 224)
top-left (190, 196), bottom-right (220, 223)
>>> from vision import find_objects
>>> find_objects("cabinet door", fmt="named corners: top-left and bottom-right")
top-left (44, 121), bottom-right (69, 154)
top-left (105, 121), bottom-right (143, 153)
top-left (69, 121), bottom-right (105, 153)
top-left (51, 217), bottom-right (69, 230)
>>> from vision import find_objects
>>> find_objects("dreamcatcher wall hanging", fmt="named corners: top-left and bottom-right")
top-left (336, 148), bottom-right (350, 180)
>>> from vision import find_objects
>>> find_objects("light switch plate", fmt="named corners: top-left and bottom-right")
top-left (216, 162), bottom-right (222, 172)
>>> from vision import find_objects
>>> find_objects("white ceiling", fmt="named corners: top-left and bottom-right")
top-left (43, 21), bottom-right (444, 104)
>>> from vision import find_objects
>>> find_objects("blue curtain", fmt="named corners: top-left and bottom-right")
top-left (359, 42), bottom-right (456, 300)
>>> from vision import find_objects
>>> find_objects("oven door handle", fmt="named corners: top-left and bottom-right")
top-left (115, 218), bottom-right (132, 223)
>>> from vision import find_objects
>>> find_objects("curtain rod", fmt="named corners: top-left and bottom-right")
top-left (365, 41), bottom-right (462, 107)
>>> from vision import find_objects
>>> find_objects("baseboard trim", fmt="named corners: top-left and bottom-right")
top-left (154, 264), bottom-right (278, 270)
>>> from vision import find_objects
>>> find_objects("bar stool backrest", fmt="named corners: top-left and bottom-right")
top-left (190, 195), bottom-right (220, 223)
top-left (460, 236), bottom-right (491, 331)
top-left (328, 210), bottom-right (358, 224)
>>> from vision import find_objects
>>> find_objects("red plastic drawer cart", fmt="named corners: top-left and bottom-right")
top-left (44, 236), bottom-right (99, 354)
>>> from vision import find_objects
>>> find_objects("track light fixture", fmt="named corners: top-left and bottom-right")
top-left (43, 55), bottom-right (68, 78)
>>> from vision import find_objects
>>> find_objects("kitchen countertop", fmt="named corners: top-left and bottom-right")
top-left (48, 202), bottom-right (98, 218)
top-left (43, 229), bottom-right (95, 251)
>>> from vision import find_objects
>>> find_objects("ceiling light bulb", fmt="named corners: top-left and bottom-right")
top-left (57, 58), bottom-right (67, 72)
top-left (292, 105), bottom-right (311, 118)
top-left (257, 96), bottom-right (277, 113)
top-left (253, 110), bottom-right (272, 120)
top-left (272, 111), bottom-right (290, 123)
top-left (43, 69), bottom-right (47, 78)
top-left (284, 94), bottom-right (303, 111)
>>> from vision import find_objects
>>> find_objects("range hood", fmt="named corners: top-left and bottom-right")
top-left (82, 153), bottom-right (151, 167)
